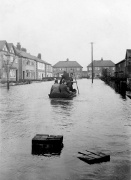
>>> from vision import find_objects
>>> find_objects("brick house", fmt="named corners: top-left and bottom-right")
top-left (0, 40), bottom-right (19, 82)
top-left (53, 58), bottom-right (83, 78)
top-left (15, 43), bottom-right (52, 80)
top-left (87, 58), bottom-right (115, 78)
top-left (15, 43), bottom-right (37, 81)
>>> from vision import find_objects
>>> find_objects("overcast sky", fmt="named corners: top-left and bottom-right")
top-left (0, 0), bottom-right (131, 70)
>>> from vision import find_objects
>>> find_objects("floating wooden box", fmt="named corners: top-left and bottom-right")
top-left (78, 151), bottom-right (110, 164)
top-left (32, 134), bottom-right (63, 155)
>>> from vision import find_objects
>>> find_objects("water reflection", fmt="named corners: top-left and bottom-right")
top-left (50, 99), bottom-right (72, 106)
top-left (50, 99), bottom-right (73, 114)
top-left (32, 143), bottom-right (64, 156)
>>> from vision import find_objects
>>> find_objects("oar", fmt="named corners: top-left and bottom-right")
top-left (73, 69), bottom-right (79, 94)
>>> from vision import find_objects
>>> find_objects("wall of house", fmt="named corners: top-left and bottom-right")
top-left (87, 66), bottom-right (115, 78)
top-left (126, 59), bottom-right (131, 78)
top-left (53, 67), bottom-right (83, 78)
top-left (115, 61), bottom-right (126, 78)
top-left (21, 58), bottom-right (36, 80)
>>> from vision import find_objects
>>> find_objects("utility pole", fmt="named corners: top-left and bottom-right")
top-left (90, 42), bottom-right (94, 83)
top-left (4, 53), bottom-right (10, 90)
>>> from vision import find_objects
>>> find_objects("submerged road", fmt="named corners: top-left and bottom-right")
top-left (0, 79), bottom-right (131, 180)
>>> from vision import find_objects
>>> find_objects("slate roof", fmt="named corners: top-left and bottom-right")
top-left (87, 60), bottom-right (115, 67)
top-left (53, 61), bottom-right (83, 68)
top-left (125, 49), bottom-right (131, 59)
top-left (115, 59), bottom-right (125, 65)
top-left (8, 43), bottom-right (17, 54)
top-left (0, 40), bottom-right (9, 51)
top-left (15, 47), bottom-right (50, 64)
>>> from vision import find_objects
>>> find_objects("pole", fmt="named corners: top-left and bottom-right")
top-left (91, 42), bottom-right (94, 83)
top-left (7, 63), bottom-right (10, 90)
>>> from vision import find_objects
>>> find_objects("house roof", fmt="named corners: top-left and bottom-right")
top-left (15, 47), bottom-right (50, 64)
top-left (125, 49), bottom-right (131, 59)
top-left (0, 40), bottom-right (9, 51)
top-left (8, 43), bottom-right (17, 55)
top-left (87, 60), bottom-right (115, 67)
top-left (53, 60), bottom-right (83, 68)
top-left (7, 43), bottom-right (14, 50)
top-left (115, 59), bottom-right (125, 65)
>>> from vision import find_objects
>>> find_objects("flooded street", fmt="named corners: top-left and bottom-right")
top-left (0, 79), bottom-right (131, 180)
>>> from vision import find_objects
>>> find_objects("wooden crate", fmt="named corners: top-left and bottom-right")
top-left (32, 134), bottom-right (63, 155)
top-left (78, 151), bottom-right (110, 164)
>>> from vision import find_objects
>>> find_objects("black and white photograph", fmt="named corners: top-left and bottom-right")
top-left (0, 0), bottom-right (131, 179)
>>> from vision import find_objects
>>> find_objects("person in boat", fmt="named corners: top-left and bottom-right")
top-left (66, 73), bottom-right (77, 92)
top-left (60, 71), bottom-right (70, 84)
top-left (66, 73), bottom-right (75, 92)
top-left (60, 71), bottom-right (75, 92)
top-left (59, 79), bottom-right (72, 95)
top-left (50, 79), bottom-right (60, 94)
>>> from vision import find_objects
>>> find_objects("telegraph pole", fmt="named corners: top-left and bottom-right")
top-left (91, 42), bottom-right (94, 83)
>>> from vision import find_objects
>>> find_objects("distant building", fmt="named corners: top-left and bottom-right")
top-left (53, 58), bottom-right (83, 78)
top-left (115, 49), bottom-right (131, 79)
top-left (15, 44), bottom-right (37, 81)
top-left (115, 59), bottom-right (126, 78)
top-left (87, 58), bottom-right (115, 78)
top-left (15, 42), bottom-right (52, 80)
top-left (82, 71), bottom-right (88, 78)
top-left (0, 40), bottom-right (19, 82)
top-left (0, 40), bottom-right (53, 82)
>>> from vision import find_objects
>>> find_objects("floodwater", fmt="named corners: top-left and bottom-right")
top-left (0, 79), bottom-right (131, 180)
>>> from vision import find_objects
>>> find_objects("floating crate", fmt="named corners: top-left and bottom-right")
top-left (78, 151), bottom-right (110, 164)
top-left (32, 134), bottom-right (63, 155)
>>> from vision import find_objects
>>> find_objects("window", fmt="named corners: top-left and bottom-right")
top-left (95, 67), bottom-right (100, 70)
top-left (10, 69), bottom-right (16, 78)
top-left (3, 45), bottom-right (8, 52)
top-left (15, 58), bottom-right (18, 63)
top-left (10, 56), bottom-right (14, 63)
top-left (10, 47), bottom-right (14, 54)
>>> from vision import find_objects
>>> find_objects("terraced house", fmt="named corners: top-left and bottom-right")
top-left (53, 58), bottom-right (83, 78)
top-left (0, 40), bottom-right (52, 82)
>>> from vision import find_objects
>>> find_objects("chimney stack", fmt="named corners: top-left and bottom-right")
top-left (16, 42), bottom-right (21, 50)
top-left (38, 53), bottom-right (41, 59)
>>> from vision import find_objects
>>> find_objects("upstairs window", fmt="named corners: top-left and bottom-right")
top-left (10, 47), bottom-right (14, 54)
top-left (3, 45), bottom-right (8, 52)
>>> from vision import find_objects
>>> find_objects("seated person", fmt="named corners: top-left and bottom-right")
top-left (66, 73), bottom-right (76, 92)
top-left (59, 79), bottom-right (71, 95)
top-left (50, 79), bottom-right (60, 94)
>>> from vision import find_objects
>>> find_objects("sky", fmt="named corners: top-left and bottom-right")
top-left (0, 0), bottom-right (131, 70)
